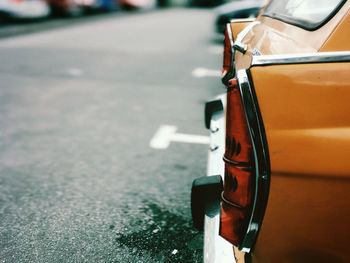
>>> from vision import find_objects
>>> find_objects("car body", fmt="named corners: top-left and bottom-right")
top-left (118, 0), bottom-right (155, 9)
top-left (47, 0), bottom-right (117, 16)
top-left (188, 0), bottom-right (227, 7)
top-left (0, 0), bottom-right (50, 19)
top-left (47, 0), bottom-right (91, 16)
top-left (214, 0), bottom-right (267, 33)
top-left (191, 0), bottom-right (350, 262)
top-left (92, 0), bottom-right (119, 11)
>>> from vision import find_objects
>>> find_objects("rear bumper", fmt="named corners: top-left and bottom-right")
top-left (203, 94), bottom-right (236, 263)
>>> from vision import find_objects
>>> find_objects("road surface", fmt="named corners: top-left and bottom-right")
top-left (0, 8), bottom-right (224, 262)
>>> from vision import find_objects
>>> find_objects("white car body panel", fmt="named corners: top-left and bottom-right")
top-left (0, 0), bottom-right (50, 19)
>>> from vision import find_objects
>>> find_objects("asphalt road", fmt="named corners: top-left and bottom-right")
top-left (0, 9), bottom-right (224, 263)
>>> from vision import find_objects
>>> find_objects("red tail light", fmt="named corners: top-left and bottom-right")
top-left (225, 87), bottom-right (253, 164)
top-left (220, 82), bottom-right (255, 246)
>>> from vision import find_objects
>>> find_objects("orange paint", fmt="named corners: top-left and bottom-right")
top-left (251, 63), bottom-right (350, 177)
top-left (224, 2), bottom-right (350, 262)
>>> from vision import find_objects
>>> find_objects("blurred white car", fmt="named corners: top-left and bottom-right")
top-left (119, 0), bottom-right (155, 9)
top-left (0, 0), bottom-right (50, 19)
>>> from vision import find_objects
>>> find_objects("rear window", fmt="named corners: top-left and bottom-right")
top-left (263, 0), bottom-right (346, 30)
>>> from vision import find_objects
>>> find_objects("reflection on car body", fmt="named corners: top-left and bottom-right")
top-left (191, 0), bottom-right (350, 262)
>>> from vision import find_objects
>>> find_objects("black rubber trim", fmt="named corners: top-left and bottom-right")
top-left (238, 69), bottom-right (271, 252)
top-left (191, 175), bottom-right (223, 231)
top-left (204, 99), bottom-right (224, 129)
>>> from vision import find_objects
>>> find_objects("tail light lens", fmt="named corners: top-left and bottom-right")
top-left (225, 87), bottom-right (253, 163)
top-left (220, 83), bottom-right (255, 246)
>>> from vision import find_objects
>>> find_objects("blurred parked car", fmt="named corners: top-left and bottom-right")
top-left (192, 0), bottom-right (350, 262)
top-left (214, 0), bottom-right (267, 33)
top-left (119, 0), bottom-right (154, 9)
top-left (47, 0), bottom-right (91, 16)
top-left (188, 0), bottom-right (227, 7)
top-left (156, 0), bottom-right (167, 7)
top-left (0, 0), bottom-right (50, 20)
top-left (92, 0), bottom-right (119, 11)
top-left (47, 0), bottom-right (118, 16)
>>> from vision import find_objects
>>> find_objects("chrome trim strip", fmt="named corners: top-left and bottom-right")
top-left (230, 18), bottom-right (255, 23)
top-left (252, 51), bottom-right (350, 66)
top-left (221, 192), bottom-right (244, 209)
top-left (221, 23), bottom-right (235, 86)
top-left (226, 23), bottom-right (234, 50)
top-left (234, 21), bottom-right (260, 54)
top-left (235, 21), bottom-right (260, 45)
top-left (236, 69), bottom-right (270, 253)
top-left (222, 21), bottom-right (260, 85)
top-left (223, 155), bottom-right (252, 168)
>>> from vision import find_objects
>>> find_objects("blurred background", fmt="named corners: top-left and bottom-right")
top-left (0, 0), bottom-right (229, 25)
top-left (0, 0), bottom-right (264, 262)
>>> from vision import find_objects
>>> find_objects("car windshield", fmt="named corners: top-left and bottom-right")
top-left (263, 0), bottom-right (346, 30)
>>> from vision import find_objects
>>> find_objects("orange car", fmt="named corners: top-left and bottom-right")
top-left (191, 0), bottom-right (350, 262)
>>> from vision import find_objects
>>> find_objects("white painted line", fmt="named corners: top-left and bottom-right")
top-left (208, 45), bottom-right (222, 55)
top-left (149, 125), bottom-right (177, 149)
top-left (192, 67), bottom-right (221, 78)
top-left (172, 133), bottom-right (210, 144)
top-left (67, 68), bottom-right (84, 77)
top-left (150, 125), bottom-right (210, 149)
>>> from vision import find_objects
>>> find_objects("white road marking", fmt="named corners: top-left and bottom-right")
top-left (149, 125), bottom-right (210, 149)
top-left (67, 68), bottom-right (84, 77)
top-left (208, 45), bottom-right (222, 55)
top-left (192, 67), bottom-right (221, 78)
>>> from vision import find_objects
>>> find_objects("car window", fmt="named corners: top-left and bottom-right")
top-left (263, 0), bottom-right (346, 30)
